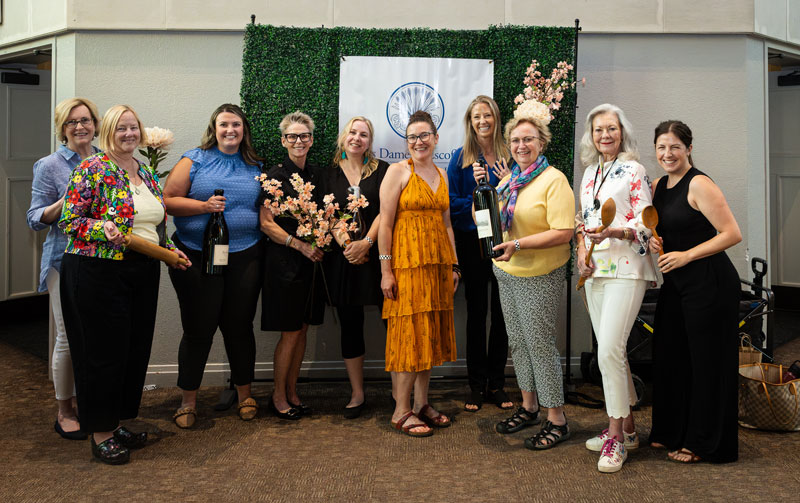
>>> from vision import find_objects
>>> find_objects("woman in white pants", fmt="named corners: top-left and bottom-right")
top-left (575, 104), bottom-right (656, 473)
top-left (26, 98), bottom-right (101, 440)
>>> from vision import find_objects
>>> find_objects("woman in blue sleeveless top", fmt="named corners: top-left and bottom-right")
top-left (163, 104), bottom-right (264, 428)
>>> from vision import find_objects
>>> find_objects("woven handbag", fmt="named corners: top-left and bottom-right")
top-left (738, 335), bottom-right (762, 366)
top-left (739, 363), bottom-right (800, 432)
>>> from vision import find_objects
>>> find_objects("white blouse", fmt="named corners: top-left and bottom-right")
top-left (576, 158), bottom-right (657, 281)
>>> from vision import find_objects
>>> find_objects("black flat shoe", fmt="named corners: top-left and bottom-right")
top-left (91, 436), bottom-right (130, 465)
top-left (113, 426), bottom-right (147, 449)
top-left (495, 406), bottom-right (541, 434)
top-left (54, 419), bottom-right (87, 440)
top-left (464, 389), bottom-right (484, 412)
top-left (270, 398), bottom-right (301, 420)
top-left (287, 400), bottom-right (312, 416)
top-left (343, 400), bottom-right (365, 419)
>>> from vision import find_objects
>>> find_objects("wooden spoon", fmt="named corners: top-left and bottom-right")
top-left (577, 198), bottom-right (616, 290)
top-left (642, 205), bottom-right (663, 256)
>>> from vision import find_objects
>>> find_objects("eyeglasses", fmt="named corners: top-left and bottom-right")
top-left (509, 136), bottom-right (540, 147)
top-left (284, 133), bottom-right (312, 143)
top-left (406, 131), bottom-right (434, 144)
top-left (65, 118), bottom-right (93, 129)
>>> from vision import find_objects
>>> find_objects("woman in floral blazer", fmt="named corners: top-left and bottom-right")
top-left (575, 104), bottom-right (656, 474)
top-left (58, 105), bottom-right (189, 465)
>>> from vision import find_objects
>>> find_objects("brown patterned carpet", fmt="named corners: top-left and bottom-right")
top-left (1, 337), bottom-right (799, 502)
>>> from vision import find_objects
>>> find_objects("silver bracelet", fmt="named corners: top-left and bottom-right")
top-left (514, 239), bottom-right (521, 251)
top-left (364, 236), bottom-right (374, 247)
top-left (285, 235), bottom-right (293, 247)
top-left (379, 254), bottom-right (392, 260)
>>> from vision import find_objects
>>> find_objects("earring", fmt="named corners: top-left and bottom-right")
top-left (363, 156), bottom-right (368, 165)
top-left (341, 152), bottom-right (347, 160)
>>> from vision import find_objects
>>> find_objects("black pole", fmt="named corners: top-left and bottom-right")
top-left (251, 14), bottom-right (256, 24)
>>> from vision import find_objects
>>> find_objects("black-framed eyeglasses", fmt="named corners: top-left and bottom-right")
top-left (509, 136), bottom-right (540, 147)
top-left (406, 131), bottom-right (434, 144)
top-left (284, 133), bottom-right (312, 143)
top-left (65, 118), bottom-right (93, 129)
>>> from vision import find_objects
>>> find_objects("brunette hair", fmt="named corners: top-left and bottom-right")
top-left (578, 103), bottom-right (639, 167)
top-left (503, 116), bottom-right (552, 153)
top-left (460, 95), bottom-right (509, 168)
top-left (406, 110), bottom-right (437, 135)
top-left (332, 116), bottom-right (380, 178)
top-left (654, 120), bottom-right (694, 165)
top-left (98, 105), bottom-right (146, 155)
top-left (54, 97), bottom-right (100, 143)
top-left (199, 103), bottom-right (262, 166)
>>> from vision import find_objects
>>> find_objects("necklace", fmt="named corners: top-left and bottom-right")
top-left (592, 158), bottom-right (617, 210)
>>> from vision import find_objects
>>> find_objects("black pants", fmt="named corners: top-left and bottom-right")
top-left (454, 229), bottom-right (508, 392)
top-left (168, 237), bottom-right (263, 391)
top-left (60, 252), bottom-right (160, 433)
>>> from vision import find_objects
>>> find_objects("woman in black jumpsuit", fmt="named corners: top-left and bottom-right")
top-left (648, 120), bottom-right (742, 463)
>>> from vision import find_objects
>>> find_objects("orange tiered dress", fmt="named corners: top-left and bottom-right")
top-left (382, 160), bottom-right (457, 372)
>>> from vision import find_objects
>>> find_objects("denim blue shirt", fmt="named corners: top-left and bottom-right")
top-left (26, 144), bottom-right (99, 291)
top-left (172, 147), bottom-right (263, 252)
top-left (446, 146), bottom-right (503, 233)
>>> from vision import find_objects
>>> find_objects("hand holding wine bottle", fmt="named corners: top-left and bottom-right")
top-left (204, 192), bottom-right (226, 213)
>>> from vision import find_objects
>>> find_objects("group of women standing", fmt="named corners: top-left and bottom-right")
top-left (29, 93), bottom-right (742, 470)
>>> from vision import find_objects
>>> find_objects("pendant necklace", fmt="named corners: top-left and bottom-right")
top-left (592, 158), bottom-right (617, 210)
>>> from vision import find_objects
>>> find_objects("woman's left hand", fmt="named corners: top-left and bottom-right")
top-left (343, 239), bottom-right (370, 265)
top-left (584, 226), bottom-right (615, 245)
top-left (491, 158), bottom-right (511, 180)
top-left (492, 241), bottom-right (517, 262)
top-left (657, 251), bottom-right (690, 273)
top-left (171, 249), bottom-right (192, 270)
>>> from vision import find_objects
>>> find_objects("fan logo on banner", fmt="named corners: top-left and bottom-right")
top-left (386, 82), bottom-right (445, 138)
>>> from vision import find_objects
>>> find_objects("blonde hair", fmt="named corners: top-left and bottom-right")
top-left (279, 111), bottom-right (315, 135)
top-left (332, 116), bottom-right (380, 179)
top-left (98, 105), bottom-right (146, 156)
top-left (54, 97), bottom-right (100, 143)
top-left (579, 103), bottom-right (639, 167)
top-left (460, 95), bottom-right (509, 168)
top-left (504, 116), bottom-right (552, 153)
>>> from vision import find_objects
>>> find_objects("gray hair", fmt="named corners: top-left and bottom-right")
top-left (579, 103), bottom-right (639, 167)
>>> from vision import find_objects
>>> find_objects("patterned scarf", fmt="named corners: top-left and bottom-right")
top-left (496, 155), bottom-right (549, 232)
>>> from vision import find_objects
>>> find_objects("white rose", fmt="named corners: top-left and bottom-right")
top-left (144, 127), bottom-right (175, 149)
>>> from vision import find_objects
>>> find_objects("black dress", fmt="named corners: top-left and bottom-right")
top-left (322, 159), bottom-right (388, 307)
top-left (260, 156), bottom-right (325, 332)
top-left (649, 167), bottom-right (739, 463)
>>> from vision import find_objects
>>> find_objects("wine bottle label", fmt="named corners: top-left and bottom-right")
top-left (475, 209), bottom-right (493, 238)
top-left (213, 245), bottom-right (229, 266)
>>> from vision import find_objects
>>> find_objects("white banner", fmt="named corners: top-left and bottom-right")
top-left (339, 56), bottom-right (494, 168)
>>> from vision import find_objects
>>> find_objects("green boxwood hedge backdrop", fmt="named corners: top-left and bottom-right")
top-left (241, 24), bottom-right (577, 183)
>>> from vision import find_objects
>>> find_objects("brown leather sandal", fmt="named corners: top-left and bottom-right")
top-left (173, 406), bottom-right (197, 429)
top-left (417, 404), bottom-right (451, 428)
top-left (391, 411), bottom-right (433, 437)
top-left (238, 398), bottom-right (258, 421)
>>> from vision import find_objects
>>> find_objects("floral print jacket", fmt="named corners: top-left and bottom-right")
top-left (58, 152), bottom-right (175, 260)
top-left (575, 159), bottom-right (657, 281)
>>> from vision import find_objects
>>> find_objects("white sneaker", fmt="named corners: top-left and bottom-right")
top-left (597, 437), bottom-right (628, 473)
top-left (585, 429), bottom-right (639, 452)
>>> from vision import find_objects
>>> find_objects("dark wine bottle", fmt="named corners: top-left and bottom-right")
top-left (473, 163), bottom-right (503, 260)
top-left (201, 189), bottom-right (229, 275)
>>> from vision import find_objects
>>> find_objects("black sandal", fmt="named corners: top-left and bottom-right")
top-left (486, 389), bottom-right (514, 410)
top-left (464, 389), bottom-right (484, 412)
top-left (495, 406), bottom-right (540, 434)
top-left (525, 419), bottom-right (571, 450)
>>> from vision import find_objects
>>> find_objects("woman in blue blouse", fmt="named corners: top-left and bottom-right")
top-left (163, 104), bottom-right (264, 428)
top-left (26, 97), bottom-right (100, 441)
top-left (446, 95), bottom-right (512, 411)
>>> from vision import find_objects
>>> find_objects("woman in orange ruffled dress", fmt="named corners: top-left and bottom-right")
top-left (378, 110), bottom-right (460, 437)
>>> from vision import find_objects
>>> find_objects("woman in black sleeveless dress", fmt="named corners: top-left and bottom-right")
top-left (648, 121), bottom-right (742, 463)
